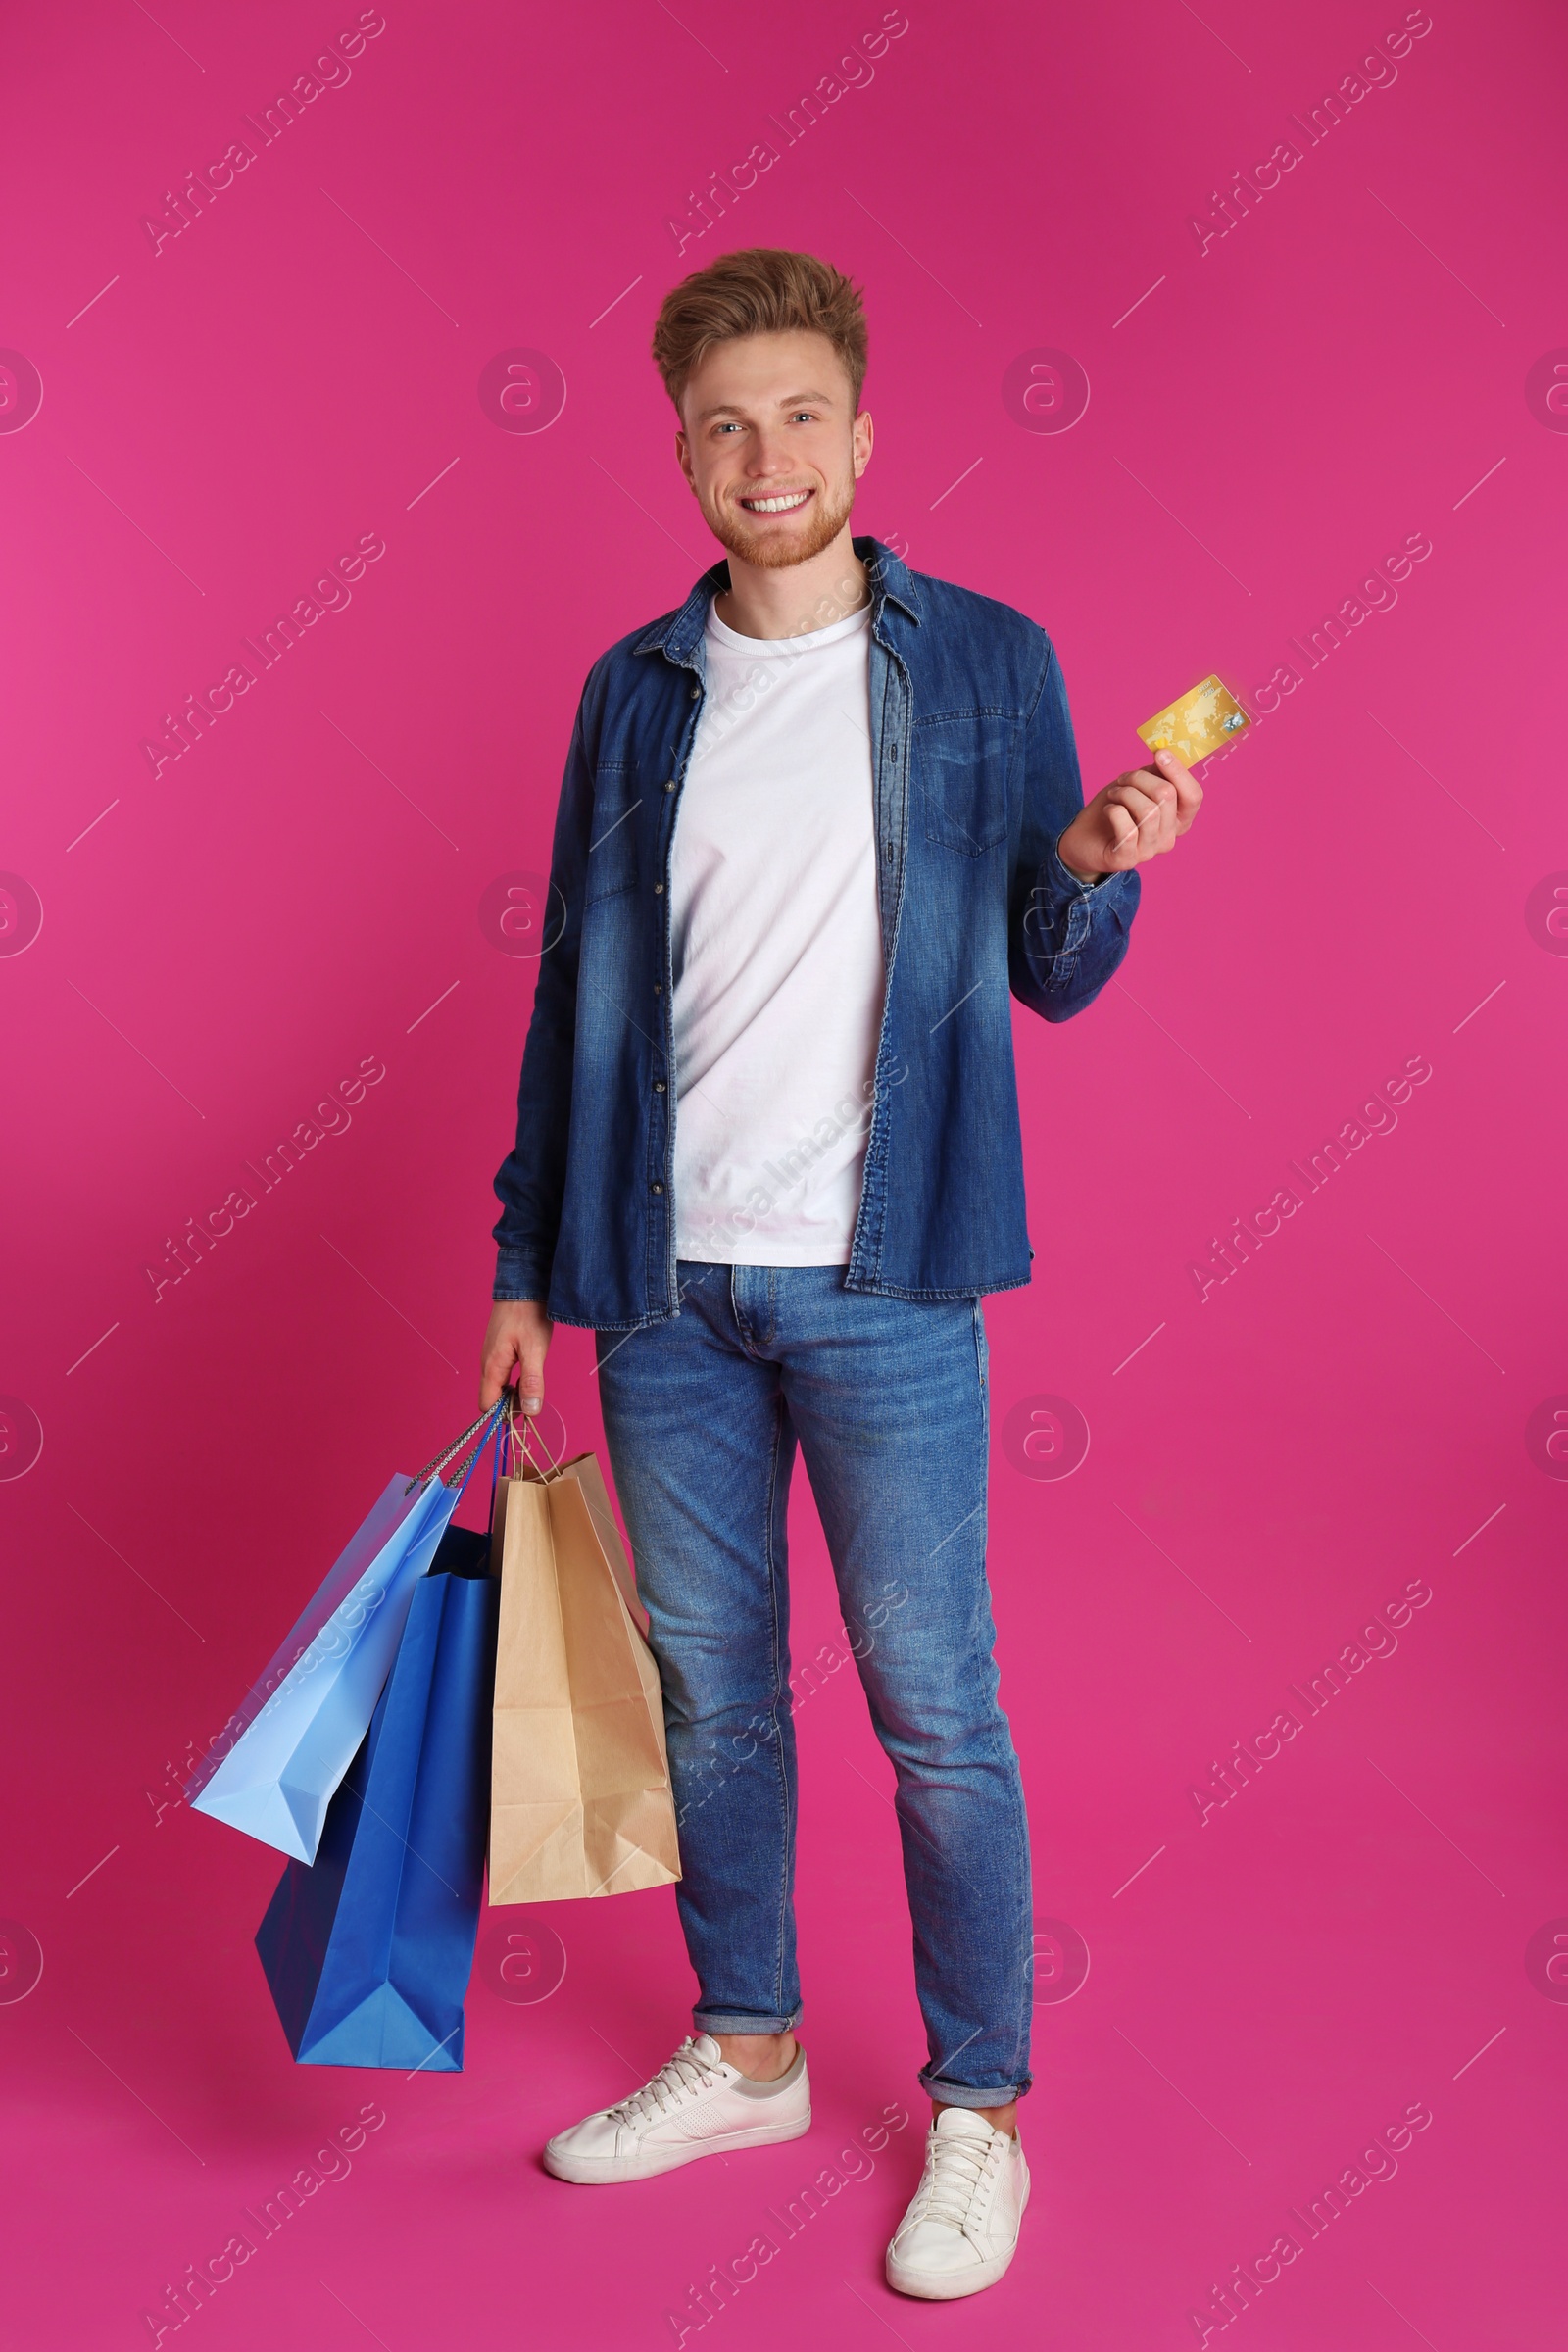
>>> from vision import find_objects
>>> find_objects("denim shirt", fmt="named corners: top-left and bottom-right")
top-left (493, 538), bottom-right (1140, 1327)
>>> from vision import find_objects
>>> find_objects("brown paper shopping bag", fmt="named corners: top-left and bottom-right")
top-left (488, 1437), bottom-right (680, 1904)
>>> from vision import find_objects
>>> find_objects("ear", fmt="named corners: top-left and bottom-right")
top-left (852, 409), bottom-right (874, 478)
top-left (675, 427), bottom-right (696, 492)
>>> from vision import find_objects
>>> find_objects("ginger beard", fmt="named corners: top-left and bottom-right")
top-left (693, 467), bottom-right (858, 570)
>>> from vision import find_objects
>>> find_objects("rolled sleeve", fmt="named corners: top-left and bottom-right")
top-left (1007, 637), bottom-right (1140, 1021)
top-left (492, 1247), bottom-right (554, 1305)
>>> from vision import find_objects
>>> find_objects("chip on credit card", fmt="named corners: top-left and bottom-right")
top-left (1137, 675), bottom-right (1250, 767)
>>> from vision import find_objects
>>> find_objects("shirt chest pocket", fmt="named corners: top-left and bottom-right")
top-left (913, 711), bottom-right (1015, 856)
top-left (584, 762), bottom-right (641, 903)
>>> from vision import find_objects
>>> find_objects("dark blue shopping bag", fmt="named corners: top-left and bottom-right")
top-left (254, 1516), bottom-right (500, 2070)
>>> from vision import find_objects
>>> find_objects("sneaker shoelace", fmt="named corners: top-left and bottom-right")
top-left (915, 2130), bottom-right (1003, 2233)
top-left (609, 2039), bottom-right (724, 2130)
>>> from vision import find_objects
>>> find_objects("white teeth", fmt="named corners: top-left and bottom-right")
top-left (741, 491), bottom-right (811, 513)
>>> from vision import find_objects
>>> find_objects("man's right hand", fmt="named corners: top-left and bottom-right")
top-left (479, 1298), bottom-right (553, 1414)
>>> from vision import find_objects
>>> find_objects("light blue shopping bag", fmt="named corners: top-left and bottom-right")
top-left (254, 1520), bottom-right (501, 2070)
top-left (187, 1401), bottom-right (509, 1864)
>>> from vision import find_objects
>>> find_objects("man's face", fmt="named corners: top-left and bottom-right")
top-left (676, 330), bottom-right (872, 569)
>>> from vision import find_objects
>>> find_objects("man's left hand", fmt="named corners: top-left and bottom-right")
top-left (1056, 747), bottom-right (1202, 882)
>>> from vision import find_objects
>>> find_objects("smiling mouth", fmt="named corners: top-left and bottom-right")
top-left (738, 488), bottom-right (814, 514)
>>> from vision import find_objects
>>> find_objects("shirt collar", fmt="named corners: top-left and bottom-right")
top-left (633, 534), bottom-right (921, 666)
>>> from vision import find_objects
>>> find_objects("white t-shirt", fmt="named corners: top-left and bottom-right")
top-left (670, 599), bottom-right (884, 1265)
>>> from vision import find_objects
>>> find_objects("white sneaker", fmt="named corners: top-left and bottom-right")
top-left (543, 2034), bottom-right (810, 2184)
top-left (886, 2108), bottom-right (1030, 2299)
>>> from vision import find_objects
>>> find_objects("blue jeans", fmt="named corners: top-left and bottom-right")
top-left (595, 1261), bottom-right (1034, 2107)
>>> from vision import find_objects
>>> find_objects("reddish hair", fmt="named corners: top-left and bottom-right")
top-left (651, 247), bottom-right (868, 412)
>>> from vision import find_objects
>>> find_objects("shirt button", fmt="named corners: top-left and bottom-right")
top-left (651, 1180), bottom-right (665, 1194)
top-left (654, 1079), bottom-right (666, 1093)
top-left (690, 683), bottom-right (701, 699)
top-left (653, 882), bottom-right (664, 895)
top-left (664, 779), bottom-right (677, 793)
top-left (653, 982), bottom-right (662, 995)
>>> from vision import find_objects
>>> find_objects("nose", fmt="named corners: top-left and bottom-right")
top-left (744, 425), bottom-right (799, 479)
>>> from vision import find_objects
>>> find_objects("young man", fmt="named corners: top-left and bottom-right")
top-left (479, 248), bottom-right (1200, 2300)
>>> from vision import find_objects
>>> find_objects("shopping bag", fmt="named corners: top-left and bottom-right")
top-left (189, 1402), bottom-right (508, 1863)
top-left (488, 1424), bottom-right (680, 1904)
top-left (254, 1518), bottom-right (501, 2070)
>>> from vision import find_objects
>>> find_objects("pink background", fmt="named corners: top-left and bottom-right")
top-left (2, 1), bottom-right (1565, 2344)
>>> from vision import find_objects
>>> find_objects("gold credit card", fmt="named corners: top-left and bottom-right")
top-left (1137, 674), bottom-right (1250, 766)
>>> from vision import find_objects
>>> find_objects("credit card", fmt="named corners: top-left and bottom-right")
top-left (1137, 675), bottom-right (1250, 766)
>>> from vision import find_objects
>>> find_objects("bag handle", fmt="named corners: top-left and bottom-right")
top-left (403, 1396), bottom-right (511, 1497)
top-left (460, 1396), bottom-right (515, 1514)
top-left (503, 1391), bottom-right (556, 1482)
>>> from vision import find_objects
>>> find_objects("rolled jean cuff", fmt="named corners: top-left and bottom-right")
top-left (694, 2006), bottom-right (803, 2037)
top-left (917, 2067), bottom-right (1032, 2107)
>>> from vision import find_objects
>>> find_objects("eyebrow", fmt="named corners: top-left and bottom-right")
top-left (693, 389), bottom-right (841, 422)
